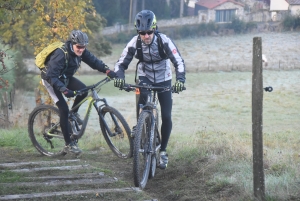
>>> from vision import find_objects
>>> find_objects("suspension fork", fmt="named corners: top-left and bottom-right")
top-left (95, 98), bottom-right (123, 137)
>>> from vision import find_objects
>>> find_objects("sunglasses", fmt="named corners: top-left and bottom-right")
top-left (139, 30), bottom-right (154, 36)
top-left (75, 45), bottom-right (86, 50)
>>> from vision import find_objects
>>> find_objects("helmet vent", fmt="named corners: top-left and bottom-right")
top-left (147, 19), bottom-right (151, 29)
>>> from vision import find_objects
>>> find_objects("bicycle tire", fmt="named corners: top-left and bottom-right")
top-left (133, 111), bottom-right (152, 189)
top-left (149, 109), bottom-right (160, 179)
top-left (28, 105), bottom-right (66, 156)
top-left (99, 106), bottom-right (133, 159)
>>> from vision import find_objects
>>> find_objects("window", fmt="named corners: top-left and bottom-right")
top-left (215, 9), bottom-right (236, 22)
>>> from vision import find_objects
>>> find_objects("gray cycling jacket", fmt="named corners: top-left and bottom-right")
top-left (114, 33), bottom-right (186, 83)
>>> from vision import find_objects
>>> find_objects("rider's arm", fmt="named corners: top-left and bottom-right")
top-left (114, 36), bottom-right (138, 79)
top-left (160, 34), bottom-right (186, 83)
top-left (81, 50), bottom-right (108, 73)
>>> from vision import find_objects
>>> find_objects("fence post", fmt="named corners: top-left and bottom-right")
top-left (3, 91), bottom-right (9, 128)
top-left (252, 37), bottom-right (265, 201)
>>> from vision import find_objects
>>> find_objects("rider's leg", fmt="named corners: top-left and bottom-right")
top-left (157, 80), bottom-right (172, 152)
top-left (53, 89), bottom-right (73, 145)
top-left (67, 77), bottom-right (88, 113)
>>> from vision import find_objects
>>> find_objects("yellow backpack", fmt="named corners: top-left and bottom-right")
top-left (35, 41), bottom-right (68, 72)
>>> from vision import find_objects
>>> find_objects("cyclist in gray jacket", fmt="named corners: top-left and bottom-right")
top-left (114, 10), bottom-right (186, 169)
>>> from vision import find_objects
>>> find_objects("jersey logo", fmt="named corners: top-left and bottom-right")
top-left (172, 49), bottom-right (177, 54)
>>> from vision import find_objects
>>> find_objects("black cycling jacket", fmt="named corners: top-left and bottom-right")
top-left (41, 41), bottom-right (107, 92)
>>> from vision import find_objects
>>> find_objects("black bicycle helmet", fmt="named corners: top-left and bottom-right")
top-left (69, 30), bottom-right (88, 46)
top-left (135, 10), bottom-right (157, 31)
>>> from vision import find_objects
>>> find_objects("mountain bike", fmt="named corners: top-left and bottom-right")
top-left (121, 83), bottom-right (184, 189)
top-left (28, 77), bottom-right (133, 159)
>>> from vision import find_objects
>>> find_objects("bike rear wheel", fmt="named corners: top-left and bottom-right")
top-left (28, 105), bottom-right (65, 156)
top-left (133, 111), bottom-right (152, 189)
top-left (99, 106), bottom-right (133, 159)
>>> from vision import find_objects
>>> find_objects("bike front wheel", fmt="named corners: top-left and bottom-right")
top-left (99, 106), bottom-right (133, 159)
top-left (28, 105), bottom-right (65, 156)
top-left (133, 111), bottom-right (152, 189)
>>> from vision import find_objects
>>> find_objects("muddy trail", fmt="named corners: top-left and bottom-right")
top-left (0, 146), bottom-right (237, 201)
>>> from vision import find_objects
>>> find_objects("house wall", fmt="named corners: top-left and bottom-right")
top-left (244, 10), bottom-right (271, 22)
top-left (290, 5), bottom-right (300, 15)
top-left (270, 0), bottom-right (288, 11)
top-left (198, 2), bottom-right (244, 23)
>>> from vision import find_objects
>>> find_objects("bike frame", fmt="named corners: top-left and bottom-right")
top-left (45, 78), bottom-right (120, 139)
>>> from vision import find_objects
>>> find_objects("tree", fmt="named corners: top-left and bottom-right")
top-left (0, 0), bottom-right (111, 90)
top-left (0, 0), bottom-right (32, 94)
top-left (0, 0), bottom-right (110, 56)
top-left (0, 0), bottom-right (112, 110)
top-left (0, 43), bottom-right (16, 119)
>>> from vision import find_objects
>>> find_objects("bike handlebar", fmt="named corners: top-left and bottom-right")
top-left (121, 83), bottom-right (186, 93)
top-left (75, 77), bottom-right (111, 96)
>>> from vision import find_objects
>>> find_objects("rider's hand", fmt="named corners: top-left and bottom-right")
top-left (173, 80), bottom-right (184, 93)
top-left (63, 89), bottom-right (76, 98)
top-left (106, 69), bottom-right (116, 79)
top-left (114, 78), bottom-right (125, 88)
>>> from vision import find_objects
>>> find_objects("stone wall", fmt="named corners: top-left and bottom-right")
top-left (102, 16), bottom-right (201, 36)
top-left (102, 9), bottom-right (273, 36)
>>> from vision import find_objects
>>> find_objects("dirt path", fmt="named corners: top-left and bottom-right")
top-left (0, 148), bottom-right (156, 201)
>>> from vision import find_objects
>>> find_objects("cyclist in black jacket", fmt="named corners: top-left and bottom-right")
top-left (41, 30), bottom-right (116, 155)
top-left (114, 10), bottom-right (186, 169)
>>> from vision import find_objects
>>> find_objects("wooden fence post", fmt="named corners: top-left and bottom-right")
top-left (3, 91), bottom-right (9, 128)
top-left (252, 37), bottom-right (265, 200)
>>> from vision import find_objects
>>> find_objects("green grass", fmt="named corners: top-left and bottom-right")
top-left (0, 171), bottom-right (23, 183)
top-left (4, 70), bottom-right (300, 200)
top-left (0, 128), bottom-right (33, 151)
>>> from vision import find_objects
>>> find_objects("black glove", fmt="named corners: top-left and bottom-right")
top-left (63, 89), bottom-right (76, 98)
top-left (114, 78), bottom-right (125, 88)
top-left (173, 81), bottom-right (184, 93)
top-left (106, 69), bottom-right (117, 79)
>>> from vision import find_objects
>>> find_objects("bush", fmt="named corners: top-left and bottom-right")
top-left (281, 14), bottom-right (300, 30)
top-left (246, 21), bottom-right (257, 31)
top-left (228, 17), bottom-right (246, 34)
top-left (282, 15), bottom-right (295, 30)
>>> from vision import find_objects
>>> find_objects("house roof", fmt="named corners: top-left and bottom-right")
top-left (195, 0), bottom-right (244, 9)
top-left (286, 0), bottom-right (300, 5)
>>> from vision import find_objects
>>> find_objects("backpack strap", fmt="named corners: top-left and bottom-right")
top-left (58, 45), bottom-right (69, 79)
top-left (155, 31), bottom-right (168, 60)
top-left (136, 35), bottom-right (144, 62)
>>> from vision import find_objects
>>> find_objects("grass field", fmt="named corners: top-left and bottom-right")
top-left (3, 31), bottom-right (300, 200)
top-left (5, 69), bottom-right (300, 199)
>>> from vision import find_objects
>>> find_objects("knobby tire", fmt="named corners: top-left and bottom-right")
top-left (28, 105), bottom-right (65, 156)
top-left (133, 111), bottom-right (152, 189)
top-left (99, 106), bottom-right (133, 159)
